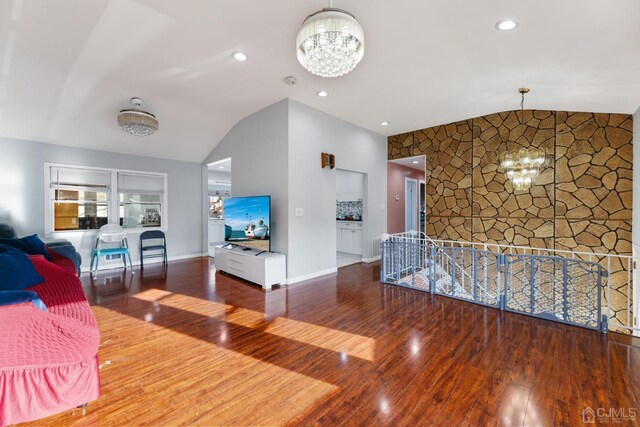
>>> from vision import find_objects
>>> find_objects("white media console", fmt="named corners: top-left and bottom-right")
top-left (214, 245), bottom-right (286, 291)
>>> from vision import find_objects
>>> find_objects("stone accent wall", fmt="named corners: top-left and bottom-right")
top-left (388, 109), bottom-right (633, 328)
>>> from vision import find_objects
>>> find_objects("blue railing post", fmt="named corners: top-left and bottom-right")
top-left (562, 259), bottom-right (569, 321)
top-left (473, 250), bottom-right (479, 302)
top-left (380, 241), bottom-right (385, 283)
top-left (599, 267), bottom-right (608, 333)
top-left (451, 247), bottom-right (457, 297)
top-left (395, 241), bottom-right (401, 283)
top-left (411, 242), bottom-right (416, 288)
top-left (430, 245), bottom-right (436, 294)
top-left (529, 256), bottom-right (536, 315)
top-left (499, 254), bottom-right (507, 311)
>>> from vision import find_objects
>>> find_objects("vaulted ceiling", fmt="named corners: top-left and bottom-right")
top-left (1, 0), bottom-right (639, 162)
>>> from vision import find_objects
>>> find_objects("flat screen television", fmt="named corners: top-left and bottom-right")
top-left (223, 195), bottom-right (271, 252)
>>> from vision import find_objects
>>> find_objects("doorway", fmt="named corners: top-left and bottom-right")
top-left (405, 178), bottom-right (418, 232)
top-left (336, 169), bottom-right (365, 268)
top-left (387, 155), bottom-right (426, 235)
top-left (207, 158), bottom-right (231, 257)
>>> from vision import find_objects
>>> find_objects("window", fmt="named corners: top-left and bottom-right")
top-left (45, 164), bottom-right (167, 234)
top-left (118, 172), bottom-right (164, 229)
top-left (50, 166), bottom-right (111, 231)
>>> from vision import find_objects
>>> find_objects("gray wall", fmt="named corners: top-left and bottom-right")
top-left (633, 106), bottom-right (639, 323)
top-left (634, 105), bottom-right (639, 250)
top-left (203, 99), bottom-right (289, 256)
top-left (202, 99), bottom-right (387, 282)
top-left (288, 100), bottom-right (387, 280)
top-left (0, 137), bottom-right (203, 270)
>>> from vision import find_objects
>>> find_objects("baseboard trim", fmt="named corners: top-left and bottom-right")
top-left (81, 253), bottom-right (206, 273)
top-left (286, 267), bottom-right (338, 285)
top-left (362, 256), bottom-right (381, 263)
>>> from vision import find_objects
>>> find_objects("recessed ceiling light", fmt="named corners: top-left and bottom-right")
top-left (219, 166), bottom-right (225, 169)
top-left (232, 52), bottom-right (248, 61)
top-left (317, 91), bottom-right (328, 97)
top-left (381, 121), bottom-right (389, 126)
top-left (495, 20), bottom-right (518, 31)
top-left (412, 160), bottom-right (419, 164)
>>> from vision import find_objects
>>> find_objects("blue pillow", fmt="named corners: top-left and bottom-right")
top-left (0, 249), bottom-right (44, 291)
top-left (0, 290), bottom-right (47, 311)
top-left (0, 234), bottom-right (52, 261)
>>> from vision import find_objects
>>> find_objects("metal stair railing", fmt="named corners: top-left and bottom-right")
top-left (380, 233), bottom-right (636, 335)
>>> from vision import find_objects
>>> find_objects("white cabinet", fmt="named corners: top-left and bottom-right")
top-left (337, 170), bottom-right (363, 201)
top-left (336, 221), bottom-right (363, 255)
top-left (215, 245), bottom-right (286, 291)
top-left (349, 173), bottom-right (363, 201)
top-left (209, 219), bottom-right (225, 243)
top-left (336, 170), bottom-right (349, 201)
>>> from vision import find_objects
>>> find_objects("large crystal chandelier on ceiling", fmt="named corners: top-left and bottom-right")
top-left (498, 88), bottom-right (548, 191)
top-left (296, 1), bottom-right (364, 78)
top-left (117, 97), bottom-right (159, 137)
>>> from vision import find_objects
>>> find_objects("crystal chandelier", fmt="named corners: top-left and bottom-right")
top-left (296, 2), bottom-right (364, 78)
top-left (117, 98), bottom-right (159, 137)
top-left (498, 88), bottom-right (548, 191)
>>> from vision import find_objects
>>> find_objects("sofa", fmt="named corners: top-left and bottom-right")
top-left (0, 239), bottom-right (101, 426)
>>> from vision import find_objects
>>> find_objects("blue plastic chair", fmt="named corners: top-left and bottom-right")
top-left (90, 224), bottom-right (133, 275)
top-left (139, 230), bottom-right (167, 269)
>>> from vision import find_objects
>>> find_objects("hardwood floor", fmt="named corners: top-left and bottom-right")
top-left (23, 258), bottom-right (640, 426)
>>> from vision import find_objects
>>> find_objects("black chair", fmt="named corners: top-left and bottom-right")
top-left (139, 230), bottom-right (167, 269)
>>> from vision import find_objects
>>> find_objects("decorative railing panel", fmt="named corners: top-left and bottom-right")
top-left (380, 232), bottom-right (629, 334)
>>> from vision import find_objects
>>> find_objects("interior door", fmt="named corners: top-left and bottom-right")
top-left (405, 178), bottom-right (417, 232)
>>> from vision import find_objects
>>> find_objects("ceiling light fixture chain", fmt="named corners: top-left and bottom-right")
top-left (498, 87), bottom-right (548, 191)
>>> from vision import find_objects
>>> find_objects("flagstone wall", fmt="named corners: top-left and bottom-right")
top-left (388, 109), bottom-right (633, 327)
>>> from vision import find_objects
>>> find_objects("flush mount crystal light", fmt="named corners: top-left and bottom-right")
top-left (117, 98), bottom-right (158, 137)
top-left (495, 20), bottom-right (518, 31)
top-left (498, 88), bottom-right (548, 191)
top-left (296, 3), bottom-right (365, 78)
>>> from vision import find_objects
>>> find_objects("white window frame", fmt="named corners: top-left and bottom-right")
top-left (44, 162), bottom-right (168, 238)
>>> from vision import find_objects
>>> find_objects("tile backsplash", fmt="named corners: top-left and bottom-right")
top-left (337, 201), bottom-right (363, 219)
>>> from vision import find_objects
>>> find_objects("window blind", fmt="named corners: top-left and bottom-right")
top-left (117, 172), bottom-right (164, 195)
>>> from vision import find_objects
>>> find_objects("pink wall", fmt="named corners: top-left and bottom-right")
top-left (387, 162), bottom-right (425, 234)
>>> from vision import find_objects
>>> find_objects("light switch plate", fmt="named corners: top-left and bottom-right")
top-left (295, 208), bottom-right (304, 217)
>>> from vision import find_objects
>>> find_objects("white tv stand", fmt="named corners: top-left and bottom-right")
top-left (214, 245), bottom-right (286, 291)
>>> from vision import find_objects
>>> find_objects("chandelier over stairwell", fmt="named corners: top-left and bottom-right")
top-left (296, 1), bottom-right (364, 78)
top-left (117, 98), bottom-right (159, 137)
top-left (498, 88), bottom-right (548, 191)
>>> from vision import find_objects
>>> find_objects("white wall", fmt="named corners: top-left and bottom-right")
top-left (0, 137), bottom-right (203, 270)
top-left (287, 100), bottom-right (387, 281)
top-left (201, 99), bottom-right (387, 282)
top-left (633, 106), bottom-right (639, 329)
top-left (202, 99), bottom-right (289, 256)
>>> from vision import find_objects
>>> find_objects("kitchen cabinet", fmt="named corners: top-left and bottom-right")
top-left (337, 170), bottom-right (363, 202)
top-left (336, 221), bottom-right (363, 255)
top-left (209, 219), bottom-right (226, 243)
